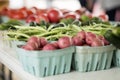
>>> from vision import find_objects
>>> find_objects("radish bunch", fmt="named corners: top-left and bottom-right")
top-left (21, 36), bottom-right (73, 51)
top-left (72, 31), bottom-right (110, 47)
top-left (21, 31), bottom-right (109, 51)
top-left (22, 36), bottom-right (48, 50)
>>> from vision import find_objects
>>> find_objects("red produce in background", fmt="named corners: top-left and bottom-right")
top-left (38, 14), bottom-right (49, 22)
top-left (26, 10), bottom-right (33, 17)
top-left (29, 7), bottom-right (38, 14)
top-left (14, 11), bottom-right (27, 19)
top-left (47, 8), bottom-right (63, 23)
top-left (64, 12), bottom-right (80, 20)
top-left (60, 9), bottom-right (70, 14)
top-left (26, 14), bottom-right (37, 23)
top-left (0, 7), bottom-right (9, 15)
top-left (36, 9), bottom-right (47, 15)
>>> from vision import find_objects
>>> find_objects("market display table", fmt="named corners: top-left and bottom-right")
top-left (0, 47), bottom-right (120, 80)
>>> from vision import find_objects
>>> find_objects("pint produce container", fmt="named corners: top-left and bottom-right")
top-left (73, 45), bottom-right (115, 72)
top-left (16, 46), bottom-right (74, 77)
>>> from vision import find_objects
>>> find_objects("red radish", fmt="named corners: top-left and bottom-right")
top-left (98, 35), bottom-right (109, 45)
top-left (21, 44), bottom-right (34, 50)
top-left (51, 42), bottom-right (59, 49)
top-left (26, 42), bottom-right (38, 50)
top-left (27, 36), bottom-right (39, 48)
top-left (85, 32), bottom-right (96, 37)
top-left (58, 36), bottom-right (72, 49)
top-left (38, 37), bottom-right (48, 47)
top-left (26, 14), bottom-right (48, 23)
top-left (21, 45), bottom-right (31, 50)
top-left (77, 31), bottom-right (86, 40)
top-left (43, 43), bottom-right (57, 50)
top-left (91, 38), bottom-right (104, 47)
top-left (102, 39), bottom-right (109, 45)
top-left (85, 32), bottom-right (96, 45)
top-left (86, 38), bottom-right (95, 45)
top-left (98, 35), bottom-right (104, 40)
top-left (72, 36), bottom-right (84, 46)
top-left (28, 36), bottom-right (38, 43)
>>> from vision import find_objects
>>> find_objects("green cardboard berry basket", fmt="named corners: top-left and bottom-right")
top-left (15, 46), bottom-right (74, 77)
top-left (72, 45), bottom-right (115, 72)
top-left (113, 49), bottom-right (120, 67)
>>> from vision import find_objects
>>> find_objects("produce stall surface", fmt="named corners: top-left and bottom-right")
top-left (0, 47), bottom-right (120, 80)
